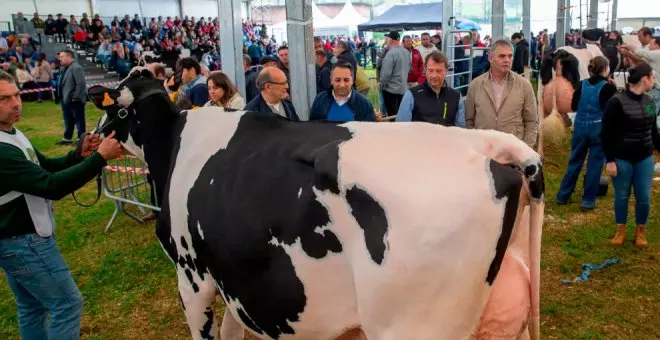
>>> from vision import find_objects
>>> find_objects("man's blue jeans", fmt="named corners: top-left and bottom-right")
top-left (612, 156), bottom-right (654, 225)
top-left (61, 101), bottom-right (86, 141)
top-left (556, 119), bottom-right (604, 208)
top-left (0, 234), bottom-right (83, 339)
top-left (378, 90), bottom-right (387, 116)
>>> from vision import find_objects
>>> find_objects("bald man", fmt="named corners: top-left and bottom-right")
top-left (147, 63), bottom-right (167, 81)
top-left (244, 67), bottom-right (299, 120)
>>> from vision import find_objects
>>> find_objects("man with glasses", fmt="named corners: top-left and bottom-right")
top-left (245, 67), bottom-right (299, 121)
top-left (396, 51), bottom-right (462, 127)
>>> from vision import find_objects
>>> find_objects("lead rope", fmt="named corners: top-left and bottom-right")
top-left (71, 132), bottom-right (104, 207)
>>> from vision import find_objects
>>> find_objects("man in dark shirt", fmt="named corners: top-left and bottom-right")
top-left (0, 70), bottom-right (122, 338)
top-left (396, 51), bottom-right (462, 126)
top-left (243, 54), bottom-right (259, 103)
top-left (315, 49), bottom-right (332, 93)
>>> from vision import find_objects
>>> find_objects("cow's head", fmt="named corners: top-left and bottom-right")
top-left (87, 66), bottom-right (170, 161)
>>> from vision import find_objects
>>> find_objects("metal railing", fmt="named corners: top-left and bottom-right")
top-left (0, 21), bottom-right (11, 32)
top-left (442, 29), bottom-right (475, 92)
top-left (102, 155), bottom-right (160, 232)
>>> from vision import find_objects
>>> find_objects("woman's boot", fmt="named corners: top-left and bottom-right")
top-left (611, 224), bottom-right (627, 246)
top-left (635, 225), bottom-right (648, 249)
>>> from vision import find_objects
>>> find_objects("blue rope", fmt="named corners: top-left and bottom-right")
top-left (562, 258), bottom-right (621, 284)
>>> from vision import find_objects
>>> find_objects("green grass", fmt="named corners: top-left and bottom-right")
top-left (1, 101), bottom-right (659, 339)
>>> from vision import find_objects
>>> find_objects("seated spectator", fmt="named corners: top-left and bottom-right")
top-left (177, 57), bottom-right (209, 107)
top-left (111, 42), bottom-right (132, 78)
top-left (310, 63), bottom-right (375, 122)
top-left (12, 47), bottom-right (25, 63)
top-left (96, 40), bottom-right (112, 69)
top-left (204, 71), bottom-right (246, 109)
top-left (73, 27), bottom-right (90, 49)
top-left (14, 63), bottom-right (33, 87)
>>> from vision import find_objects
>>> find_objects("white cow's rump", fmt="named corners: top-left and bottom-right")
top-left (158, 110), bottom-right (543, 340)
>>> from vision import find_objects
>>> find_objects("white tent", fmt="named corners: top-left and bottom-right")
top-left (270, 3), bottom-right (335, 42)
top-left (327, 0), bottom-right (369, 35)
top-left (312, 3), bottom-right (334, 29)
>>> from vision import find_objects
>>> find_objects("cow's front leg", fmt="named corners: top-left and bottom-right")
top-left (220, 308), bottom-right (245, 340)
top-left (178, 271), bottom-right (219, 340)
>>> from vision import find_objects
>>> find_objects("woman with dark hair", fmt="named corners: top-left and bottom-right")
top-left (204, 71), bottom-right (245, 109)
top-left (601, 63), bottom-right (659, 248)
top-left (32, 53), bottom-right (52, 102)
top-left (557, 56), bottom-right (618, 210)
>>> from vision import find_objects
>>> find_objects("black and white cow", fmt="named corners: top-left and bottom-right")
top-left (88, 69), bottom-right (545, 340)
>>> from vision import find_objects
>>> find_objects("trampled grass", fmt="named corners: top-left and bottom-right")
top-left (0, 101), bottom-right (658, 339)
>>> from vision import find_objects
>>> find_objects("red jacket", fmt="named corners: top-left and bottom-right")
top-left (407, 47), bottom-right (425, 84)
top-left (73, 31), bottom-right (88, 43)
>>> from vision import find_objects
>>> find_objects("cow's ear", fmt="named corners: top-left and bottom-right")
top-left (88, 85), bottom-right (120, 109)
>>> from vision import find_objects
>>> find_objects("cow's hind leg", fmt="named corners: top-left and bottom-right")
top-left (220, 308), bottom-right (245, 340)
top-left (178, 271), bottom-right (219, 340)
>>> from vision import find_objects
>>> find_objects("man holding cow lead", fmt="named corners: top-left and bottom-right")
top-left (0, 70), bottom-right (122, 339)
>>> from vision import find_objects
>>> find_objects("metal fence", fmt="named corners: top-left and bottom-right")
top-left (102, 155), bottom-right (160, 232)
top-left (0, 21), bottom-right (11, 32)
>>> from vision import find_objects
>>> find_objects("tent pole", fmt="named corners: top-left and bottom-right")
top-left (492, 0), bottom-right (505, 38)
top-left (285, 0), bottom-right (315, 120)
top-left (219, 0), bottom-right (247, 99)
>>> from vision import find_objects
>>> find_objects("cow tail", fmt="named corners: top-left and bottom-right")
top-left (528, 198), bottom-right (544, 340)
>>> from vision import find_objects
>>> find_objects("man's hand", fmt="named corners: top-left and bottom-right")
top-left (80, 133), bottom-right (101, 158)
top-left (97, 131), bottom-right (123, 161)
top-left (606, 162), bottom-right (618, 177)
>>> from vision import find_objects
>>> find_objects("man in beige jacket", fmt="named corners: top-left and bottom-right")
top-left (465, 38), bottom-right (538, 148)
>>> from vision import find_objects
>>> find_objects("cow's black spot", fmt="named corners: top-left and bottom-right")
top-left (186, 113), bottom-right (353, 339)
top-left (154, 112), bottom-right (186, 265)
top-left (346, 186), bottom-right (389, 265)
top-left (237, 307), bottom-right (264, 335)
top-left (191, 282), bottom-right (199, 293)
top-left (178, 255), bottom-right (186, 268)
top-left (185, 254), bottom-right (197, 271)
top-left (185, 269), bottom-right (194, 286)
top-left (486, 159), bottom-right (523, 285)
top-left (524, 163), bottom-right (545, 200)
top-left (200, 307), bottom-right (215, 340)
top-left (181, 236), bottom-right (189, 250)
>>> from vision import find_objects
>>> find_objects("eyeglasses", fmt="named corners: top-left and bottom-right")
top-left (267, 81), bottom-right (288, 86)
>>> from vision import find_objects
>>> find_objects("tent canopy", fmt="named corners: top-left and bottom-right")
top-left (332, 1), bottom-right (369, 28)
top-left (312, 3), bottom-right (334, 29)
top-left (358, 3), bottom-right (478, 32)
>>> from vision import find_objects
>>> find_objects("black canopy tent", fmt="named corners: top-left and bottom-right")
top-left (357, 3), bottom-right (477, 32)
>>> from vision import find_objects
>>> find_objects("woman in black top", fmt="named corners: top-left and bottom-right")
top-left (600, 63), bottom-right (659, 248)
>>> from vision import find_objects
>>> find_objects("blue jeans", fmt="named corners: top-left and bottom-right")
top-left (650, 86), bottom-right (660, 118)
top-left (61, 101), bottom-right (86, 141)
top-left (378, 90), bottom-right (387, 116)
top-left (0, 234), bottom-right (83, 339)
top-left (612, 156), bottom-right (654, 225)
top-left (556, 120), bottom-right (604, 208)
